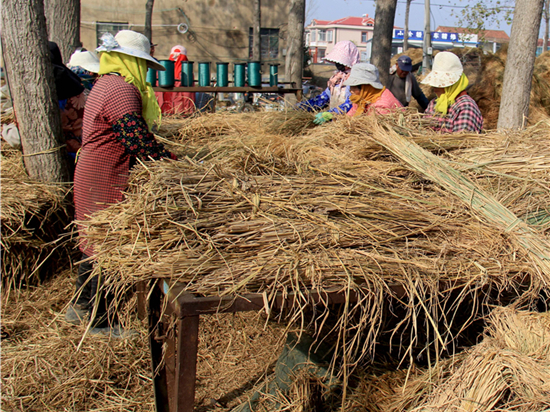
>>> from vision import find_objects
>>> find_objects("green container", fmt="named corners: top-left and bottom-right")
top-left (234, 63), bottom-right (246, 87)
top-left (216, 62), bottom-right (229, 87)
top-left (146, 68), bottom-right (157, 86)
top-left (158, 60), bottom-right (175, 87)
top-left (198, 62), bottom-right (211, 87)
top-left (248, 61), bottom-right (261, 87)
top-left (269, 64), bottom-right (280, 87)
top-left (181, 61), bottom-right (194, 87)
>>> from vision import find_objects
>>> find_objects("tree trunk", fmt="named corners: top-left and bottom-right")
top-left (44, 0), bottom-right (80, 62)
top-left (497, 0), bottom-right (544, 129)
top-left (2, 0), bottom-right (68, 182)
top-left (252, 0), bottom-right (261, 61)
top-left (403, 0), bottom-right (412, 51)
top-left (544, 0), bottom-right (549, 52)
top-left (145, 0), bottom-right (155, 43)
top-left (285, 0), bottom-right (306, 100)
top-left (371, 0), bottom-right (398, 85)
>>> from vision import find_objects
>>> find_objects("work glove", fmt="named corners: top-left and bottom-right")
top-left (313, 112), bottom-right (334, 125)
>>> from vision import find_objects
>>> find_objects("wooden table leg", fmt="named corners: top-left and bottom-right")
top-left (175, 315), bottom-right (200, 412)
top-left (149, 284), bottom-right (170, 412)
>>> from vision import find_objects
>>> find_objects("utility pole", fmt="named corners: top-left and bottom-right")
top-left (422, 0), bottom-right (432, 74)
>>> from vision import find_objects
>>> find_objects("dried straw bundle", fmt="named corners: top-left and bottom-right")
top-left (344, 307), bottom-right (550, 412)
top-left (1, 273), bottom-right (286, 411)
top-left (78, 149), bottom-right (538, 370)
top-left (1, 148), bottom-right (72, 292)
top-left (368, 121), bottom-right (550, 285)
top-left (410, 307), bottom-right (550, 412)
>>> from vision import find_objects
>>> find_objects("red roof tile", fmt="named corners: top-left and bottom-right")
top-left (310, 15), bottom-right (375, 27)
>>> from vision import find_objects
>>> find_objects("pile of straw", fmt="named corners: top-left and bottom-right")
top-left (78, 114), bottom-right (550, 373)
top-left (346, 306), bottom-right (550, 412)
top-left (1, 272), bottom-right (287, 411)
top-left (466, 49), bottom-right (550, 128)
top-left (1, 147), bottom-right (73, 293)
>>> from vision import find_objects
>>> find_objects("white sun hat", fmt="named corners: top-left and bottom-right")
top-left (421, 51), bottom-right (463, 88)
top-left (96, 30), bottom-right (165, 71)
top-left (342, 63), bottom-right (384, 89)
top-left (68, 50), bottom-right (100, 73)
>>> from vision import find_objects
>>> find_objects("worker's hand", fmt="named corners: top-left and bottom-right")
top-left (313, 112), bottom-right (334, 125)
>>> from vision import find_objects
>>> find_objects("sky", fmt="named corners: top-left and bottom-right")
top-left (305, 0), bottom-right (544, 37)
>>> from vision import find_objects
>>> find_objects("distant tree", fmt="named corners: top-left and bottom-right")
top-left (371, 0), bottom-right (398, 85)
top-left (44, 0), bottom-right (80, 61)
top-left (403, 0), bottom-right (412, 51)
top-left (497, 0), bottom-right (545, 129)
top-left (145, 0), bottom-right (155, 43)
top-left (285, 0), bottom-right (306, 99)
top-left (252, 0), bottom-right (261, 61)
top-left (2, 0), bottom-right (69, 182)
top-left (455, 0), bottom-right (514, 39)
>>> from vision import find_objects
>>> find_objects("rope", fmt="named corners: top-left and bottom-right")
top-left (22, 144), bottom-right (66, 157)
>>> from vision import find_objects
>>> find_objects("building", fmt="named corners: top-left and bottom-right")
top-left (80, 0), bottom-right (291, 72)
top-left (435, 26), bottom-right (510, 53)
top-left (537, 38), bottom-right (550, 56)
top-left (305, 15), bottom-right (375, 63)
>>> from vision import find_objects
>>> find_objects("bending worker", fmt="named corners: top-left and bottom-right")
top-left (386, 55), bottom-right (429, 111)
top-left (68, 30), bottom-right (177, 336)
top-left (297, 40), bottom-right (360, 124)
top-left (343, 63), bottom-right (403, 116)
top-left (422, 51), bottom-right (483, 133)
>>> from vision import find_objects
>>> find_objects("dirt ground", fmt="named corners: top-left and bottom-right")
top-left (1, 267), bottom-right (289, 411)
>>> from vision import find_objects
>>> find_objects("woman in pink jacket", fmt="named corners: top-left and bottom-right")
top-left (343, 63), bottom-right (403, 117)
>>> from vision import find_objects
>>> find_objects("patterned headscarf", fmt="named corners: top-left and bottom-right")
top-left (349, 85), bottom-right (386, 117)
top-left (324, 41), bottom-right (360, 69)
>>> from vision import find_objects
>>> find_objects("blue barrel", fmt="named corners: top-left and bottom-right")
top-left (181, 61), bottom-right (194, 87)
top-left (234, 63), bottom-right (246, 87)
top-left (248, 61), bottom-right (261, 87)
top-left (216, 62), bottom-right (229, 87)
top-left (146, 68), bottom-right (157, 86)
top-left (158, 60), bottom-right (175, 87)
top-left (198, 62), bottom-right (211, 87)
top-left (269, 64), bottom-right (280, 87)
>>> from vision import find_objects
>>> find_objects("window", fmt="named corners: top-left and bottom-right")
top-left (311, 30), bottom-right (316, 42)
top-left (361, 32), bottom-right (369, 43)
top-left (327, 30), bottom-right (333, 42)
top-left (318, 30), bottom-right (326, 42)
top-left (96, 22), bottom-right (129, 47)
top-left (249, 28), bottom-right (280, 59)
top-left (317, 48), bottom-right (326, 61)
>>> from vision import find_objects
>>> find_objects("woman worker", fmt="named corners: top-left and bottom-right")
top-left (343, 63), bottom-right (403, 117)
top-left (49, 41), bottom-right (87, 179)
top-left (421, 51), bottom-right (483, 133)
top-left (297, 40), bottom-right (360, 124)
top-left (155, 45), bottom-right (196, 115)
top-left (66, 30), bottom-right (177, 335)
top-left (68, 49), bottom-right (101, 91)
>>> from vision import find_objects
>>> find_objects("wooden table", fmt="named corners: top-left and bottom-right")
top-left (152, 86), bottom-right (303, 112)
top-left (147, 280), bottom-right (407, 412)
